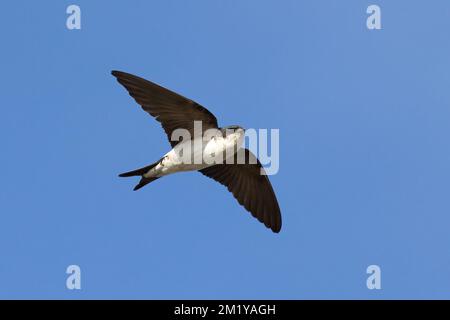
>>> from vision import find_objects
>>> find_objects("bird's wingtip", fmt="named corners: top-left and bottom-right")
top-left (271, 221), bottom-right (282, 233)
top-left (111, 70), bottom-right (127, 78)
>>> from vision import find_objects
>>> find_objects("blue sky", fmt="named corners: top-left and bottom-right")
top-left (1, 0), bottom-right (450, 299)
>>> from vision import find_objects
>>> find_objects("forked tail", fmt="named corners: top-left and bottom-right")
top-left (118, 161), bottom-right (160, 191)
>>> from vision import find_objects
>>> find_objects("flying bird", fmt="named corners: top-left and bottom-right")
top-left (112, 71), bottom-right (282, 233)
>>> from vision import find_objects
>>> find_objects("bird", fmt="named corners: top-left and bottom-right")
top-left (112, 70), bottom-right (282, 233)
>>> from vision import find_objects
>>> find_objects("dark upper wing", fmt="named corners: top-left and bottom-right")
top-left (199, 149), bottom-right (282, 233)
top-left (112, 71), bottom-right (219, 147)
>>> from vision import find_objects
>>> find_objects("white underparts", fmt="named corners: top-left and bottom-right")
top-left (143, 129), bottom-right (245, 179)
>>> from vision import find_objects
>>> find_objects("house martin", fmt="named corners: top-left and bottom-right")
top-left (112, 71), bottom-right (282, 233)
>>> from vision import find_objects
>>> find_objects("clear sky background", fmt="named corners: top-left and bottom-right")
top-left (1, 1), bottom-right (449, 299)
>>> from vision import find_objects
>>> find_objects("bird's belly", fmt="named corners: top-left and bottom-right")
top-left (148, 147), bottom-right (209, 177)
top-left (203, 136), bottom-right (241, 163)
top-left (146, 136), bottom-right (241, 178)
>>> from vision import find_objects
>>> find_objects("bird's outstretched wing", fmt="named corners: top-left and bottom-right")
top-left (199, 149), bottom-right (282, 233)
top-left (112, 71), bottom-right (219, 147)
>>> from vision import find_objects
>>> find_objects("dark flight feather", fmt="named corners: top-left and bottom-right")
top-left (111, 71), bottom-right (219, 147)
top-left (199, 149), bottom-right (282, 233)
